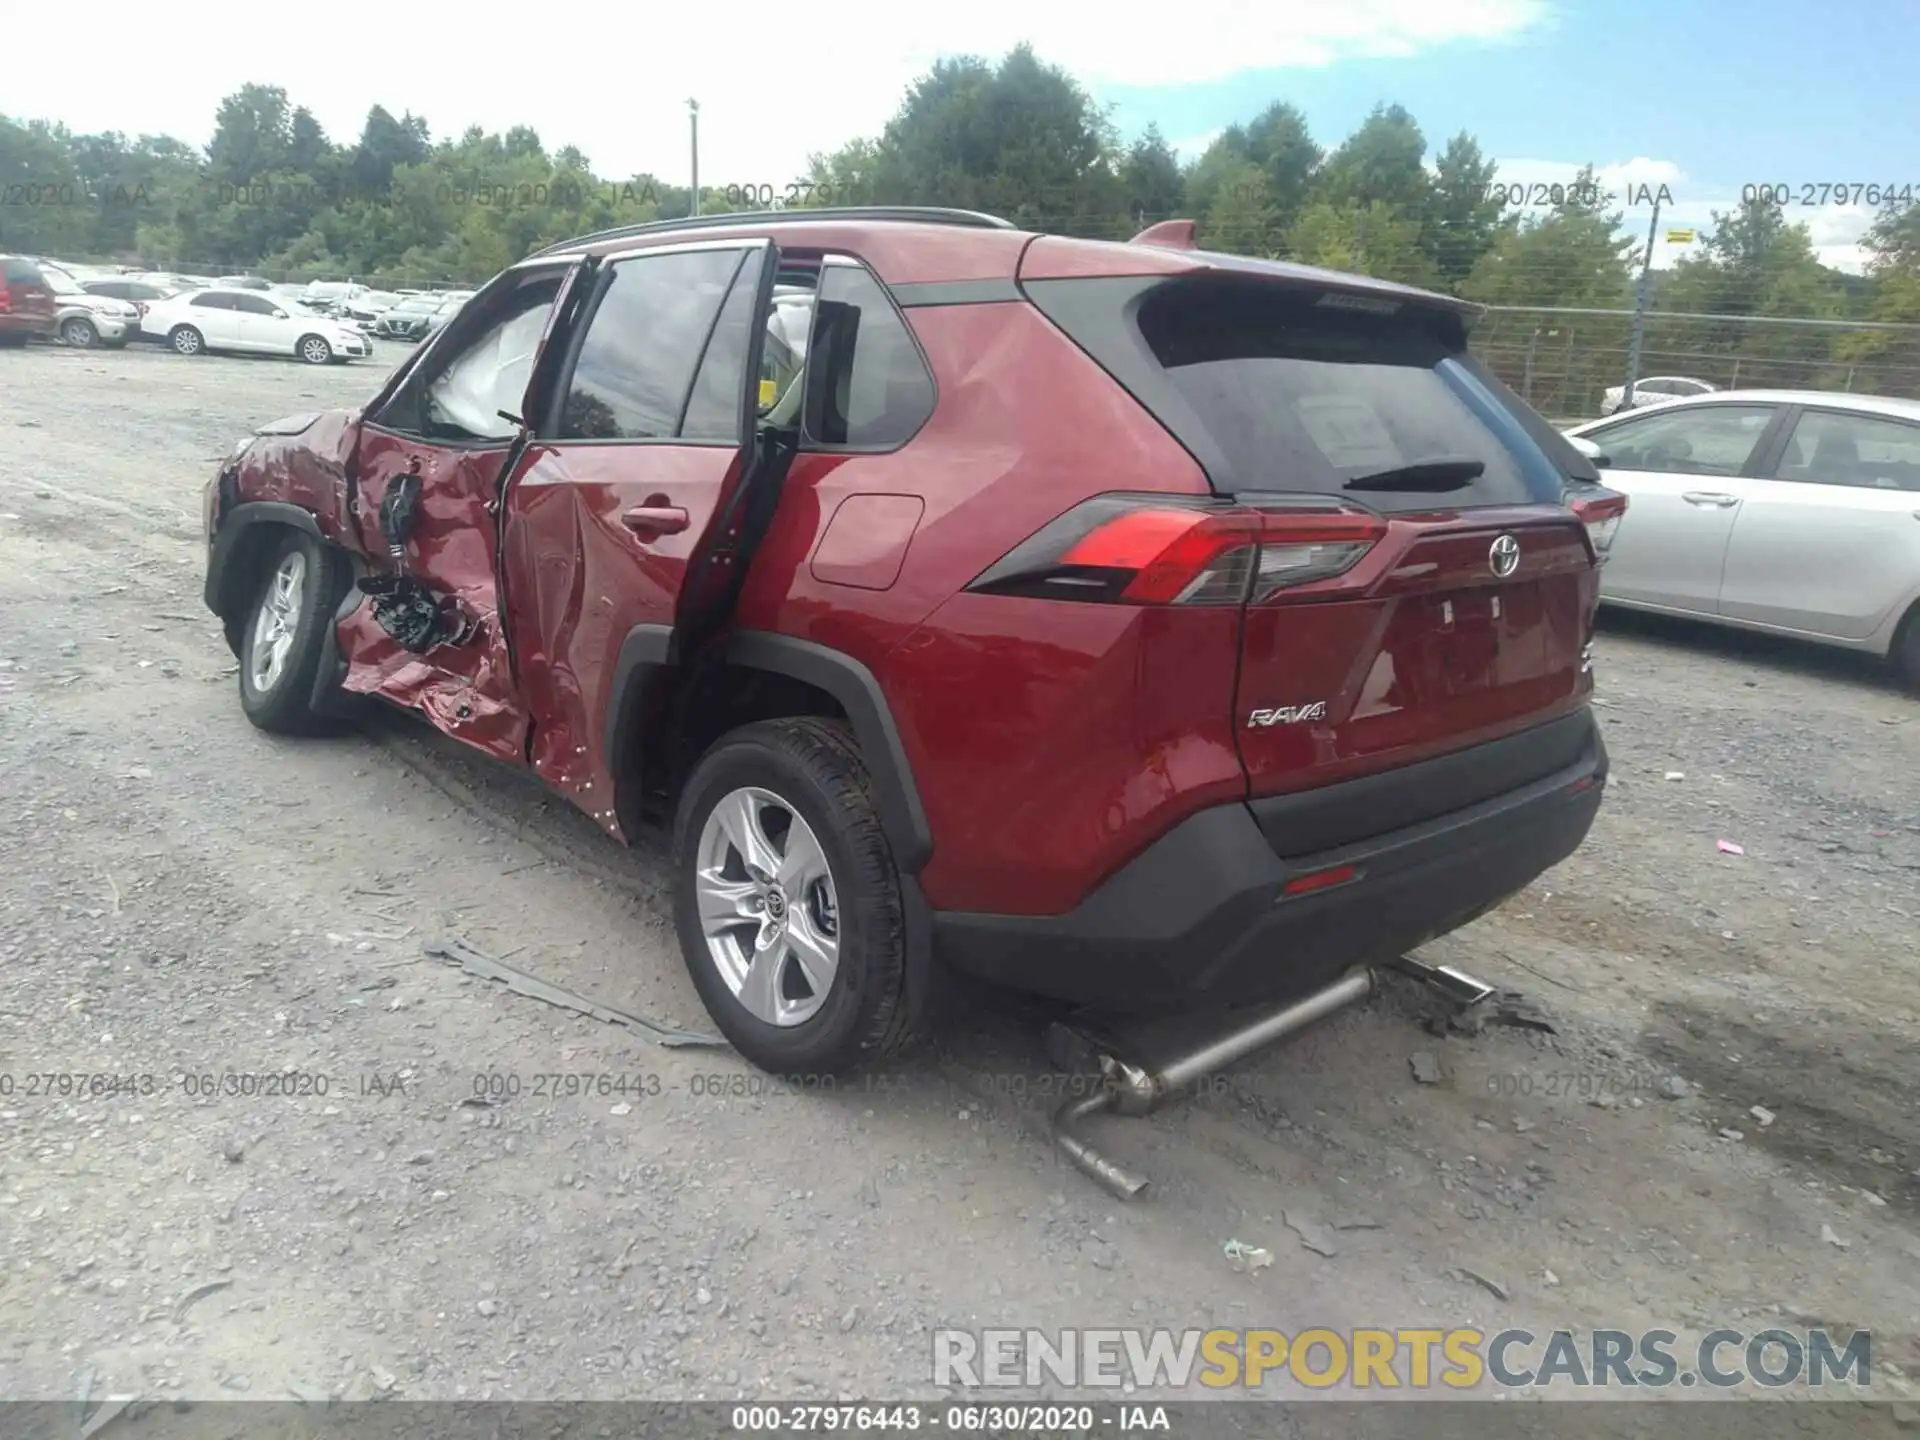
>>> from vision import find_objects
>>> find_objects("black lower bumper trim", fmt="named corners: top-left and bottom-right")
top-left (934, 710), bottom-right (1607, 1009)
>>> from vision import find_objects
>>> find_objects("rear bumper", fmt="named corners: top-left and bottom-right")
top-left (933, 709), bottom-right (1607, 1009)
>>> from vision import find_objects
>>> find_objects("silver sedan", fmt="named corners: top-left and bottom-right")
top-left (1565, 390), bottom-right (1920, 689)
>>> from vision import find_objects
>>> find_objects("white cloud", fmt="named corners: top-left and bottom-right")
top-left (1488, 157), bottom-right (1875, 273)
top-left (2, 0), bottom-right (1548, 187)
top-left (1168, 130), bottom-right (1225, 162)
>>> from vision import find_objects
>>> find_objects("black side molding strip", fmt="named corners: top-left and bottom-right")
top-left (889, 279), bottom-right (1024, 308)
top-left (726, 631), bottom-right (933, 873)
top-left (603, 623), bottom-right (678, 835)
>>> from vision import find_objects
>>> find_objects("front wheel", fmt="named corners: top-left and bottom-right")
top-left (672, 718), bottom-right (921, 1074)
top-left (169, 325), bottom-right (204, 356)
top-left (237, 531), bottom-right (351, 733)
top-left (60, 316), bottom-right (99, 348)
top-left (297, 334), bottom-right (333, 366)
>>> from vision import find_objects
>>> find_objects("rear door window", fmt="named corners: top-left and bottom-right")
top-left (1773, 409), bottom-right (1920, 491)
top-left (556, 247), bottom-right (746, 441)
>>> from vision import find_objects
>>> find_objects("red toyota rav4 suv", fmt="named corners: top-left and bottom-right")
top-left (202, 207), bottom-right (1623, 1074)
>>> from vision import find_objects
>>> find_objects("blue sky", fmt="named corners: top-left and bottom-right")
top-left (1100, 0), bottom-right (1907, 269)
top-left (7, 0), bottom-right (1901, 269)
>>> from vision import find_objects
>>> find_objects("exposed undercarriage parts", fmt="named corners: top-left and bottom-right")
top-left (358, 573), bottom-right (471, 653)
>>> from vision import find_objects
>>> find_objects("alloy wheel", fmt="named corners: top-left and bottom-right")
top-left (248, 550), bottom-right (307, 693)
top-left (694, 786), bottom-right (841, 1027)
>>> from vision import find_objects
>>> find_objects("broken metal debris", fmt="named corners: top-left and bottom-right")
top-left (1284, 1211), bottom-right (1338, 1258)
top-left (1409, 1051), bottom-right (1443, 1085)
top-left (1427, 988), bottom-right (1558, 1038)
top-left (1453, 1266), bottom-right (1511, 1301)
top-left (1048, 969), bottom-right (1376, 1199)
top-left (173, 1277), bottom-right (233, 1324)
top-left (423, 936), bottom-right (726, 1049)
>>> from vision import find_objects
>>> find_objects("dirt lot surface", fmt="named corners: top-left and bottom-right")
top-left (3, 343), bottom-right (1919, 1417)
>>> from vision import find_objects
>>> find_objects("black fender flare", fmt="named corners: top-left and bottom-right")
top-left (726, 631), bottom-right (933, 874)
top-left (601, 625), bottom-right (933, 875)
top-left (204, 499), bottom-right (325, 623)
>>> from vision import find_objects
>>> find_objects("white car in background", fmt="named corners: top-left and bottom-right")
top-left (1600, 374), bottom-right (1718, 416)
top-left (1566, 389), bottom-right (1920, 688)
top-left (141, 289), bottom-right (369, 364)
top-left (37, 260), bottom-right (140, 348)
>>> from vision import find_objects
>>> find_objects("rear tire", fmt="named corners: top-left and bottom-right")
top-left (1895, 607), bottom-right (1920, 695)
top-left (237, 531), bottom-right (352, 734)
top-left (672, 718), bottom-right (921, 1074)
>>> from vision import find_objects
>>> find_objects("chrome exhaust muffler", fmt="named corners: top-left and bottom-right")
top-left (1048, 966), bottom-right (1378, 1200)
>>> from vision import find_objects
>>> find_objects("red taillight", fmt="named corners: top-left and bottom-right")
top-left (1570, 490), bottom-right (1628, 561)
top-left (968, 495), bottom-right (1386, 606)
top-left (0, 287), bottom-right (12, 315)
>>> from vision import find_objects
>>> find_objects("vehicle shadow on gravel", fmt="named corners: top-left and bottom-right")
top-left (1642, 996), bottom-right (1917, 1208)
top-left (1596, 607), bottom-right (1907, 696)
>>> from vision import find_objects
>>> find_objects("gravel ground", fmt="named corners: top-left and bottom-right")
top-left (2, 342), bottom-right (1918, 1413)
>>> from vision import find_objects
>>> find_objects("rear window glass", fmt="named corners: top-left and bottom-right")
top-left (1132, 281), bottom-right (1543, 509)
top-left (3, 258), bottom-right (45, 285)
top-left (1028, 275), bottom-right (1567, 508)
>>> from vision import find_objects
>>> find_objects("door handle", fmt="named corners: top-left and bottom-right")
top-left (1681, 491), bottom-right (1739, 508)
top-left (620, 503), bottom-right (689, 536)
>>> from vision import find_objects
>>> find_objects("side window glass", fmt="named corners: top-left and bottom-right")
top-left (369, 269), bottom-right (564, 443)
top-left (558, 248), bottom-right (744, 441)
top-left (1775, 411), bottom-right (1920, 491)
top-left (192, 293), bottom-right (232, 310)
top-left (680, 250), bottom-right (771, 441)
top-left (235, 294), bottom-right (276, 314)
top-left (804, 265), bottom-right (934, 449)
top-left (423, 278), bottom-right (562, 443)
top-left (1592, 405), bottom-right (1775, 476)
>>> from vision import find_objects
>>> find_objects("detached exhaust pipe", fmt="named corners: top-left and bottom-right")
top-left (1048, 967), bottom-right (1377, 1200)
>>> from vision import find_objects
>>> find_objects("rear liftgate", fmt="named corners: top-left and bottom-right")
top-left (1044, 956), bottom-right (1494, 1200)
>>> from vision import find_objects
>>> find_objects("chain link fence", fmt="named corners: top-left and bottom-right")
top-left (1470, 307), bottom-right (1920, 424)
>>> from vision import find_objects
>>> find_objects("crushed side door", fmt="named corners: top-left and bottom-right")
top-left (331, 260), bottom-right (588, 762)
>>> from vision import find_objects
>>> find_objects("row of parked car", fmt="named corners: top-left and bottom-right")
top-left (0, 255), bottom-right (473, 362)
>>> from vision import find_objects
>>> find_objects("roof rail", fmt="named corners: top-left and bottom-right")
top-left (533, 206), bottom-right (1019, 258)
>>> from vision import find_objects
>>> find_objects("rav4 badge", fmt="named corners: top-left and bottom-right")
top-left (1248, 702), bottom-right (1329, 727)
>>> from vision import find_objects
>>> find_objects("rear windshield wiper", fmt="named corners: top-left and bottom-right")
top-left (1342, 457), bottom-right (1486, 492)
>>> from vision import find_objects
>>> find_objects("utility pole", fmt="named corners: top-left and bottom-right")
top-left (688, 100), bottom-right (700, 217)
top-left (1622, 196), bottom-right (1661, 410)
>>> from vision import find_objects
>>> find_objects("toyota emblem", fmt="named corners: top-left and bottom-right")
top-left (1489, 534), bottom-right (1520, 578)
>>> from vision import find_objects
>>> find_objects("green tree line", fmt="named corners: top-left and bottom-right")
top-left (4, 45), bottom-right (1918, 404)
